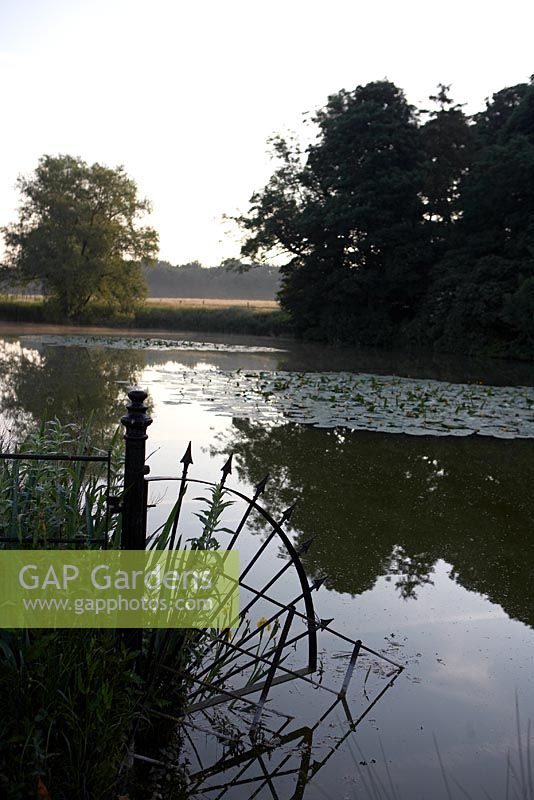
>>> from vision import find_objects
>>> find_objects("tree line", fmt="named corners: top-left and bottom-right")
top-left (146, 260), bottom-right (279, 299)
top-left (236, 78), bottom-right (534, 358)
top-left (2, 76), bottom-right (533, 358)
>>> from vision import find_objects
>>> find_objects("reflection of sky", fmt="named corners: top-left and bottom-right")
top-left (0, 340), bottom-right (41, 365)
top-left (310, 561), bottom-right (534, 799)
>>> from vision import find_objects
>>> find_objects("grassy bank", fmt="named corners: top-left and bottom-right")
top-left (0, 297), bottom-right (290, 337)
top-left (0, 420), bottom-right (192, 799)
top-left (135, 302), bottom-right (289, 335)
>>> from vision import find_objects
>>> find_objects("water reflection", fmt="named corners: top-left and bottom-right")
top-left (187, 675), bottom-right (401, 800)
top-left (0, 339), bottom-right (146, 440)
top-left (9, 326), bottom-right (534, 385)
top-left (264, 339), bottom-right (534, 386)
top-left (0, 331), bottom-right (532, 797)
top-left (221, 420), bottom-right (534, 628)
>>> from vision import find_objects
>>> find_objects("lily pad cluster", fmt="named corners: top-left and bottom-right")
top-left (162, 368), bottom-right (534, 438)
top-left (20, 334), bottom-right (284, 355)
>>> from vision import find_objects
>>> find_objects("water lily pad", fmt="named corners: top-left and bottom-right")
top-left (160, 367), bottom-right (534, 439)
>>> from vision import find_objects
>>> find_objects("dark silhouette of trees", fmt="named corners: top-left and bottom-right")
top-left (416, 79), bottom-right (534, 356)
top-left (420, 84), bottom-right (474, 231)
top-left (236, 76), bottom-right (534, 359)
top-left (237, 81), bottom-right (428, 345)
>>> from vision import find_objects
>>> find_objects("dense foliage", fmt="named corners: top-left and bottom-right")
top-left (237, 78), bottom-right (534, 358)
top-left (0, 420), bottom-right (189, 798)
top-left (1, 155), bottom-right (158, 318)
top-left (0, 419), bottom-right (260, 799)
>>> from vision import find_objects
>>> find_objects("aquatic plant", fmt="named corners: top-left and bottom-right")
top-left (161, 367), bottom-right (534, 439)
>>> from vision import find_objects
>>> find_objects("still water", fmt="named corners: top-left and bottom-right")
top-left (0, 326), bottom-right (533, 800)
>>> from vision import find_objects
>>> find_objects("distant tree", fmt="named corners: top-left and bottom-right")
top-left (1, 155), bottom-right (158, 318)
top-left (144, 259), bottom-right (280, 300)
top-left (180, 260), bottom-right (203, 270)
top-left (236, 81), bottom-right (428, 344)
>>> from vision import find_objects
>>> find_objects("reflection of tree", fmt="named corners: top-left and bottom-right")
top-left (271, 343), bottom-right (534, 388)
top-left (385, 544), bottom-right (436, 600)
top-left (0, 342), bottom-right (146, 443)
top-left (219, 420), bottom-right (534, 626)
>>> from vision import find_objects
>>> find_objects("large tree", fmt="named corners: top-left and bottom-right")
top-left (1, 155), bottom-right (158, 318)
top-left (420, 84), bottom-right (473, 232)
top-left (417, 78), bottom-right (534, 356)
top-left (237, 81), bottom-right (428, 344)
top-left (237, 75), bottom-right (534, 357)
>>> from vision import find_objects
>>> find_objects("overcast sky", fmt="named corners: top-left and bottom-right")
top-left (0, 0), bottom-right (533, 266)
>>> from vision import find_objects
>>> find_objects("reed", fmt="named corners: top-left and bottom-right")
top-left (0, 419), bottom-right (226, 799)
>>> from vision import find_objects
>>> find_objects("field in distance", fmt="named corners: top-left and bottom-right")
top-left (0, 294), bottom-right (280, 311)
top-left (147, 297), bottom-right (279, 310)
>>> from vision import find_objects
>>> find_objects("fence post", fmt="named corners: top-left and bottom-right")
top-left (121, 388), bottom-right (152, 551)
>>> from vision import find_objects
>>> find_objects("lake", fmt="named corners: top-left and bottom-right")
top-left (1, 326), bottom-right (533, 800)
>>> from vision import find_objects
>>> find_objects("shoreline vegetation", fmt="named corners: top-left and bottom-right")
top-left (0, 419), bottom-right (208, 798)
top-left (234, 79), bottom-right (534, 362)
top-left (2, 295), bottom-right (534, 364)
top-left (0, 295), bottom-right (290, 338)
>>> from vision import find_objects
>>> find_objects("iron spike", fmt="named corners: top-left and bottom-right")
top-left (320, 618), bottom-right (335, 629)
top-left (297, 537), bottom-right (314, 555)
top-left (180, 441), bottom-right (193, 467)
top-left (220, 453), bottom-right (233, 482)
top-left (254, 473), bottom-right (270, 497)
top-left (311, 575), bottom-right (329, 590)
top-left (280, 501), bottom-right (297, 524)
top-left (169, 442), bottom-right (193, 551)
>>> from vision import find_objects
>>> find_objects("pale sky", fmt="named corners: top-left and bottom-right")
top-left (0, 0), bottom-right (533, 266)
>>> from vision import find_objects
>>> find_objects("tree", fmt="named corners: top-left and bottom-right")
top-left (235, 75), bottom-right (534, 357)
top-left (237, 81), bottom-right (428, 344)
top-left (473, 79), bottom-right (533, 146)
top-left (414, 79), bottom-right (534, 355)
top-left (420, 84), bottom-right (473, 231)
top-left (1, 155), bottom-right (159, 318)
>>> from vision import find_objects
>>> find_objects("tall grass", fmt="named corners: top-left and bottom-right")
top-left (0, 297), bottom-right (45, 323)
top-left (0, 418), bottom-right (215, 799)
top-left (0, 420), bottom-right (135, 799)
top-left (0, 419), bottom-right (122, 548)
top-left (135, 302), bottom-right (289, 336)
top-left (0, 630), bottom-right (141, 800)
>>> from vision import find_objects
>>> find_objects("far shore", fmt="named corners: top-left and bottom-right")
top-left (0, 320), bottom-right (294, 347)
